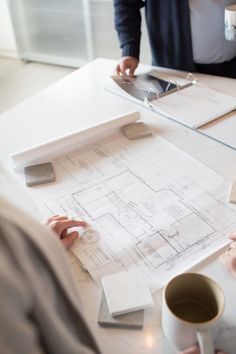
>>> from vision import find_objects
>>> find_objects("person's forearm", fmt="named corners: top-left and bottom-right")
top-left (114, 0), bottom-right (145, 59)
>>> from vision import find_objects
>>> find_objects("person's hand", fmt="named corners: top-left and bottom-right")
top-left (44, 215), bottom-right (87, 249)
top-left (115, 56), bottom-right (139, 77)
top-left (219, 233), bottom-right (236, 278)
top-left (180, 346), bottom-right (226, 354)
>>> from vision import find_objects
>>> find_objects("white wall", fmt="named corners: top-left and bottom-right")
top-left (0, 0), bottom-right (151, 64)
top-left (0, 0), bottom-right (18, 57)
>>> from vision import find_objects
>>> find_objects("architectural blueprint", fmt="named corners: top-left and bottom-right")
top-left (28, 132), bottom-right (236, 292)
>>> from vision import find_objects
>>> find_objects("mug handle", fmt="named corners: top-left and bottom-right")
top-left (197, 329), bottom-right (214, 354)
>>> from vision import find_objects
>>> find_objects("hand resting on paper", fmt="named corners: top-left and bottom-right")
top-left (219, 233), bottom-right (236, 279)
top-left (115, 56), bottom-right (139, 77)
top-left (180, 348), bottom-right (226, 354)
top-left (44, 215), bottom-right (87, 249)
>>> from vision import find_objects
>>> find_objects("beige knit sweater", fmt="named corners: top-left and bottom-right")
top-left (0, 196), bottom-right (101, 354)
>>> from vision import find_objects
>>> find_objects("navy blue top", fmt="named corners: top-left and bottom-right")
top-left (114, 0), bottom-right (236, 77)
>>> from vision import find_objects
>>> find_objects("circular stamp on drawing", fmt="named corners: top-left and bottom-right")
top-left (80, 230), bottom-right (100, 244)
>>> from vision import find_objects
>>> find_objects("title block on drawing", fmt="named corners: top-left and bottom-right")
top-left (24, 162), bottom-right (55, 187)
top-left (121, 122), bottom-right (152, 140)
top-left (102, 269), bottom-right (153, 316)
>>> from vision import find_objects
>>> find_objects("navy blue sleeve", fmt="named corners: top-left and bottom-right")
top-left (113, 0), bottom-right (145, 59)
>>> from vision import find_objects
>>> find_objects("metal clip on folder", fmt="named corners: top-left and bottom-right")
top-left (143, 72), bottom-right (199, 107)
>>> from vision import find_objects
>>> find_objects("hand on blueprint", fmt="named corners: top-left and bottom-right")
top-left (44, 215), bottom-right (87, 249)
top-left (180, 346), bottom-right (226, 354)
top-left (219, 234), bottom-right (236, 279)
top-left (115, 56), bottom-right (139, 77)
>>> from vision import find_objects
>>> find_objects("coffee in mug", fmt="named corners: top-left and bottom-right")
top-left (162, 273), bottom-right (225, 354)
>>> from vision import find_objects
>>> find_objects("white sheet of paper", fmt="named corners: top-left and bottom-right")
top-left (151, 83), bottom-right (236, 129)
top-left (18, 131), bottom-right (236, 293)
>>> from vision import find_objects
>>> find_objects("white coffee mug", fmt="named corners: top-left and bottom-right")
top-left (225, 4), bottom-right (236, 41)
top-left (162, 273), bottom-right (225, 354)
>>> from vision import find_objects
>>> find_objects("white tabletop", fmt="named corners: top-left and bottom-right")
top-left (1, 58), bottom-right (236, 354)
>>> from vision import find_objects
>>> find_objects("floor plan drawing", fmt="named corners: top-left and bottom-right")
top-left (29, 132), bottom-right (236, 291)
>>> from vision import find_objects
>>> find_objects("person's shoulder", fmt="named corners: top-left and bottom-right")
top-left (0, 196), bottom-right (56, 251)
top-left (0, 214), bottom-right (25, 243)
top-left (0, 215), bottom-right (29, 294)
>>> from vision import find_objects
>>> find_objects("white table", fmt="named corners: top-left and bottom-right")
top-left (1, 58), bottom-right (236, 354)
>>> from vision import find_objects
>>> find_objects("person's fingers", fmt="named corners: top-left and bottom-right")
top-left (128, 65), bottom-right (136, 77)
top-left (60, 229), bottom-right (68, 240)
top-left (119, 61), bottom-right (129, 76)
top-left (221, 243), bottom-right (236, 258)
top-left (229, 240), bottom-right (236, 248)
top-left (229, 232), bottom-right (236, 241)
top-left (131, 58), bottom-right (138, 72)
top-left (115, 63), bottom-right (121, 76)
top-left (51, 215), bottom-right (68, 220)
top-left (60, 219), bottom-right (86, 234)
top-left (219, 245), bottom-right (236, 278)
top-left (114, 57), bottom-right (139, 77)
top-left (115, 64), bottom-right (128, 76)
top-left (226, 251), bottom-right (236, 278)
top-left (123, 61), bottom-right (137, 77)
top-left (43, 215), bottom-right (68, 224)
top-left (227, 247), bottom-right (236, 257)
top-left (62, 231), bottom-right (79, 249)
top-left (221, 247), bottom-right (236, 278)
top-left (50, 219), bottom-right (87, 236)
top-left (128, 60), bottom-right (138, 77)
top-left (220, 245), bottom-right (236, 263)
top-left (180, 346), bottom-right (200, 354)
